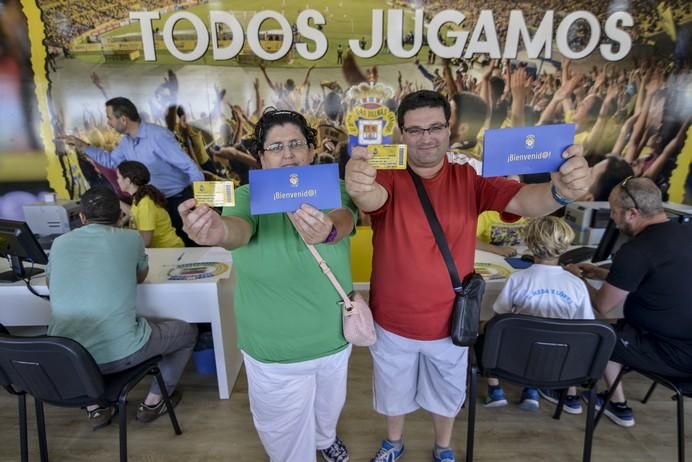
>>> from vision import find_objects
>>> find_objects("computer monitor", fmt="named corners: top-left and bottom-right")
top-left (590, 218), bottom-right (630, 263)
top-left (0, 219), bottom-right (49, 283)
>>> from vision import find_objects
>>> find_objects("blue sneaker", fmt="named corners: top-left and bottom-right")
top-left (433, 448), bottom-right (456, 462)
top-left (483, 385), bottom-right (508, 407)
top-left (538, 388), bottom-right (583, 415)
top-left (371, 440), bottom-right (405, 462)
top-left (585, 392), bottom-right (635, 428)
top-left (519, 387), bottom-right (540, 411)
top-left (321, 436), bottom-right (349, 462)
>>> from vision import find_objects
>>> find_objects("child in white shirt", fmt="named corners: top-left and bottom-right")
top-left (484, 216), bottom-right (594, 414)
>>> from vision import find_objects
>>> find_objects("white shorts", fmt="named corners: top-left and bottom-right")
top-left (370, 323), bottom-right (468, 418)
top-left (243, 345), bottom-right (352, 462)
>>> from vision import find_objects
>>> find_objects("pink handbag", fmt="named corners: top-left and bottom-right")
top-left (293, 222), bottom-right (377, 347)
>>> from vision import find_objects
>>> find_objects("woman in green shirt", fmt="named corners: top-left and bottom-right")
top-left (179, 109), bottom-right (357, 462)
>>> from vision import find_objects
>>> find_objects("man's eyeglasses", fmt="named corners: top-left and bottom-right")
top-left (263, 139), bottom-right (309, 154)
top-left (402, 123), bottom-right (449, 137)
top-left (620, 176), bottom-right (640, 210)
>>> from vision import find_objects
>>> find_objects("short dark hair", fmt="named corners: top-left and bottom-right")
top-left (397, 90), bottom-right (451, 129)
top-left (249, 108), bottom-right (317, 158)
top-left (453, 92), bottom-right (489, 140)
top-left (80, 186), bottom-right (121, 225)
top-left (106, 97), bottom-right (140, 122)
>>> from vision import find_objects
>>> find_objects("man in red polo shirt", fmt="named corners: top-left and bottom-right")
top-left (345, 90), bottom-right (592, 462)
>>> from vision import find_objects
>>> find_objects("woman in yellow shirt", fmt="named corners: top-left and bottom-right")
top-left (116, 161), bottom-right (184, 248)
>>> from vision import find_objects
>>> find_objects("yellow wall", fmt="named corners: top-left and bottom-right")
top-left (350, 226), bottom-right (373, 283)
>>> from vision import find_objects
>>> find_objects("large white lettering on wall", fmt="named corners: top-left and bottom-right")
top-left (130, 8), bottom-right (634, 62)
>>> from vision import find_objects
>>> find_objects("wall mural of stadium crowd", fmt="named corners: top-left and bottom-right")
top-left (18, 0), bottom-right (692, 203)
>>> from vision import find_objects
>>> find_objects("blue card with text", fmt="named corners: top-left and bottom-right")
top-left (249, 163), bottom-right (341, 215)
top-left (482, 124), bottom-right (575, 177)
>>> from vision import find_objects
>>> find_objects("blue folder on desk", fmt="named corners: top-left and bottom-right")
top-left (249, 163), bottom-right (341, 215)
top-left (482, 124), bottom-right (575, 177)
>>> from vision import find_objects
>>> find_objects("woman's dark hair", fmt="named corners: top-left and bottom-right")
top-left (249, 107), bottom-right (317, 158)
top-left (397, 90), bottom-right (451, 129)
top-left (117, 161), bottom-right (167, 208)
top-left (80, 186), bottom-right (121, 225)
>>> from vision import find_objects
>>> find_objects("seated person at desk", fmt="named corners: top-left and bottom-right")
top-left (116, 160), bottom-right (184, 248)
top-left (568, 177), bottom-right (692, 428)
top-left (179, 109), bottom-right (357, 462)
top-left (484, 216), bottom-right (593, 413)
top-left (47, 186), bottom-right (197, 429)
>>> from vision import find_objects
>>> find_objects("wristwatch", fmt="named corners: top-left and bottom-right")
top-left (551, 184), bottom-right (574, 206)
top-left (323, 224), bottom-right (338, 243)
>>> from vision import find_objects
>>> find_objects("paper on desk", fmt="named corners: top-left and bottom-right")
top-left (202, 247), bottom-right (233, 263)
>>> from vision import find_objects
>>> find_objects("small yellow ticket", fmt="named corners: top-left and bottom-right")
top-left (367, 144), bottom-right (407, 169)
top-left (193, 181), bottom-right (235, 207)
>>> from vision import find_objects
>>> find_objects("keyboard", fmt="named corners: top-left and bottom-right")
top-left (558, 246), bottom-right (596, 266)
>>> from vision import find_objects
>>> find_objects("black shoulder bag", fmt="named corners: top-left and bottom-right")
top-left (408, 168), bottom-right (485, 346)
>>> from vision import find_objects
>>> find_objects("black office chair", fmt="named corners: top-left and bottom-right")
top-left (0, 335), bottom-right (183, 462)
top-left (468, 314), bottom-right (617, 462)
top-left (598, 367), bottom-right (692, 462)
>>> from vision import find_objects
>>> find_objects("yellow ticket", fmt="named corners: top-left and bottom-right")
top-left (367, 144), bottom-right (407, 169)
top-left (193, 181), bottom-right (235, 207)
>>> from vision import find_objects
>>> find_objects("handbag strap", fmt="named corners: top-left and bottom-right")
top-left (287, 215), bottom-right (353, 308)
top-left (407, 168), bottom-right (463, 292)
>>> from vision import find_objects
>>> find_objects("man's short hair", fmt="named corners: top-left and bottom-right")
top-left (80, 186), bottom-right (121, 225)
top-left (397, 90), bottom-right (450, 129)
top-left (525, 216), bottom-right (575, 260)
top-left (106, 97), bottom-right (141, 122)
top-left (453, 92), bottom-right (489, 140)
top-left (613, 177), bottom-right (664, 217)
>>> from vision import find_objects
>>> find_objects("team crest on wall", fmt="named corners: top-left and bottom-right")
top-left (344, 82), bottom-right (396, 155)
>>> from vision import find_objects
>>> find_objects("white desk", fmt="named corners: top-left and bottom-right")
top-left (0, 247), bottom-right (242, 400)
top-left (354, 249), bottom-right (623, 320)
top-left (477, 248), bottom-right (623, 320)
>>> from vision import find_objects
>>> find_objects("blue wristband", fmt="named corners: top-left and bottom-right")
top-left (323, 224), bottom-right (338, 243)
top-left (551, 184), bottom-right (574, 206)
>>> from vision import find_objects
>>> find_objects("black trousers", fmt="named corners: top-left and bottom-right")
top-left (166, 185), bottom-right (198, 247)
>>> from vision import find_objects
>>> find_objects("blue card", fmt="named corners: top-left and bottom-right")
top-left (482, 124), bottom-right (575, 177)
top-left (249, 163), bottom-right (342, 215)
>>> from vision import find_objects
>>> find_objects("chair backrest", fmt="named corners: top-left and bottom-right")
top-left (0, 335), bottom-right (105, 402)
top-left (481, 314), bottom-right (617, 389)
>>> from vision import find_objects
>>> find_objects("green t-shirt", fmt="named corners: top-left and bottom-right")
top-left (223, 182), bottom-right (357, 363)
top-left (47, 225), bottom-right (151, 364)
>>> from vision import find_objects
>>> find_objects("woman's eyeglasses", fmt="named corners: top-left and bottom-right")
top-left (263, 139), bottom-right (309, 154)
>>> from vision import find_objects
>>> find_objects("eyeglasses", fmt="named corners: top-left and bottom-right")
top-left (620, 176), bottom-right (640, 210)
top-left (263, 139), bottom-right (309, 154)
top-left (402, 123), bottom-right (449, 137)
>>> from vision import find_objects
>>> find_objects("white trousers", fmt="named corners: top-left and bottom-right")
top-left (243, 345), bottom-right (352, 462)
